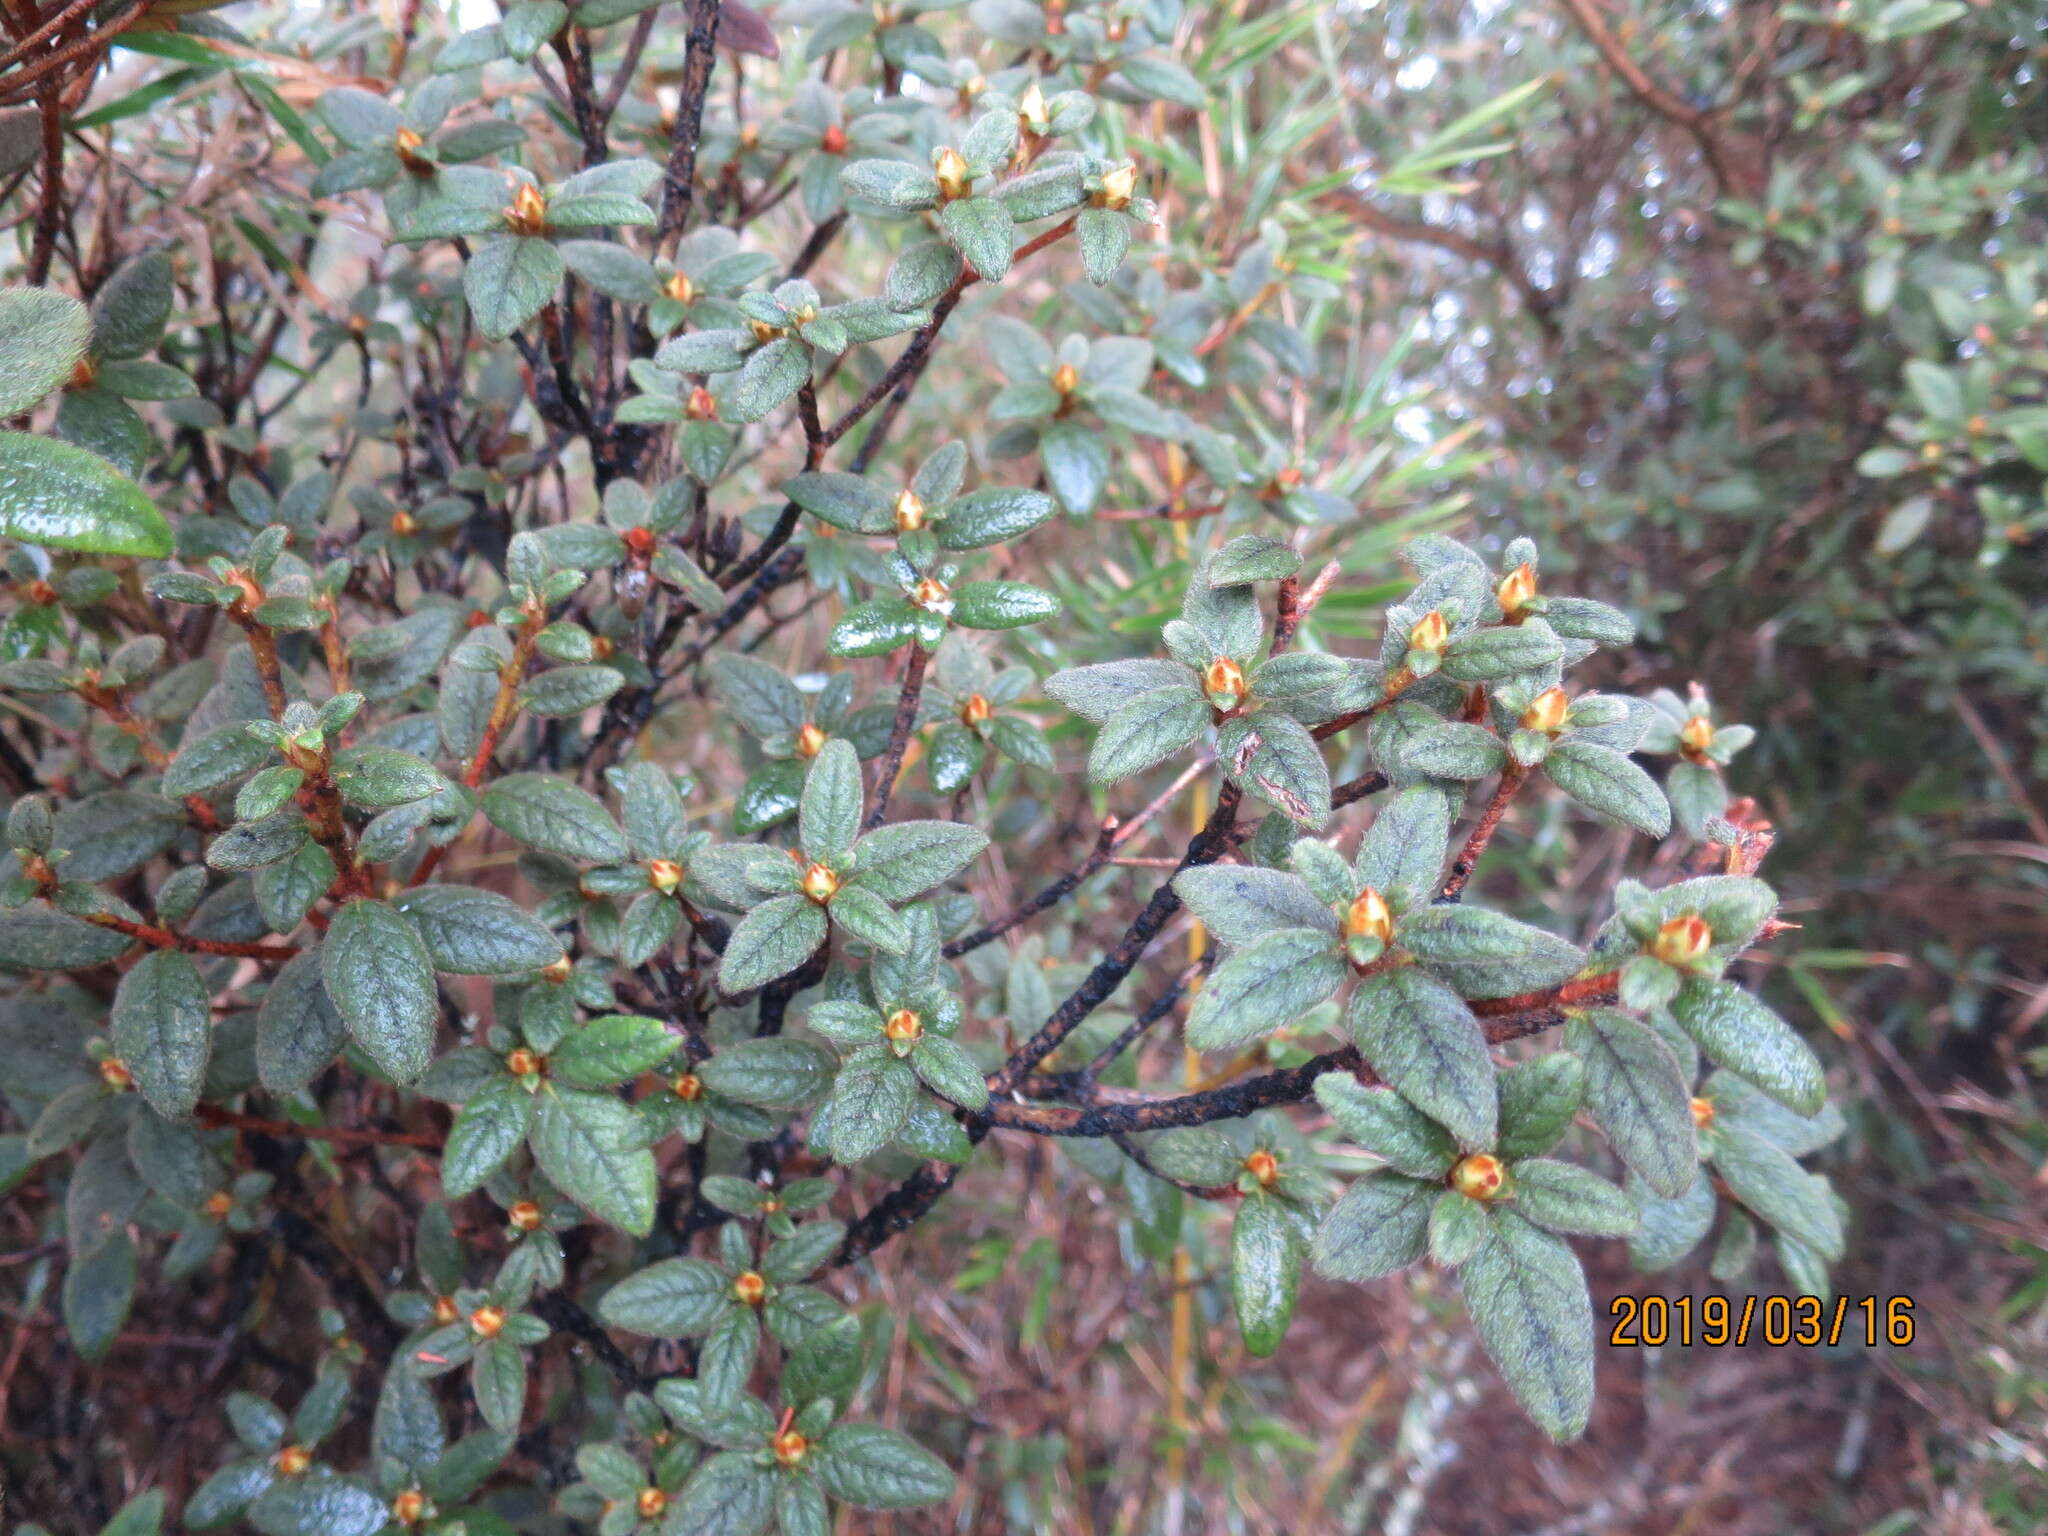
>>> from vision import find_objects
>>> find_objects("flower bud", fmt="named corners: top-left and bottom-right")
top-left (821, 123), bottom-right (847, 155)
top-left (1097, 162), bottom-right (1138, 210)
top-left (1018, 81), bottom-right (1049, 133)
top-left (665, 271), bottom-right (697, 306)
top-left (912, 576), bottom-right (952, 612)
top-left (893, 487), bottom-right (927, 531)
top-left (1450, 1154), bottom-right (1505, 1201)
top-left (960, 692), bottom-right (993, 726)
top-left (686, 386), bottom-right (718, 420)
top-left (508, 1200), bottom-right (543, 1233)
top-left (390, 509), bottom-right (419, 537)
top-left (275, 1445), bottom-right (314, 1477)
top-left (1651, 914), bottom-right (1713, 967)
top-left (1202, 656), bottom-right (1246, 709)
top-left (1689, 1096), bottom-right (1716, 1130)
top-left (1496, 561), bottom-right (1537, 615)
top-left (100, 1057), bottom-right (134, 1091)
top-left (748, 318), bottom-right (785, 344)
top-left (391, 1490), bottom-right (428, 1526)
top-left (933, 146), bottom-right (971, 200)
top-left (1521, 687), bottom-right (1570, 735)
top-left (732, 1269), bottom-right (767, 1306)
top-left (637, 1488), bottom-right (668, 1520)
top-left (1243, 1149), bottom-right (1279, 1188)
top-left (204, 1191), bottom-right (234, 1220)
top-left (1343, 887), bottom-right (1393, 944)
top-left (469, 1305), bottom-right (507, 1339)
top-left (1679, 715), bottom-right (1715, 756)
top-left (647, 858), bottom-right (684, 893)
top-left (1050, 361), bottom-right (1080, 396)
top-left (772, 1429), bottom-right (810, 1468)
top-left (800, 862), bottom-right (840, 903)
top-left (504, 181), bottom-right (547, 235)
top-left (505, 1047), bottom-right (543, 1078)
top-left (541, 956), bottom-right (574, 984)
top-left (672, 1072), bottom-right (704, 1102)
top-left (1406, 610), bottom-right (1449, 655)
top-left (432, 1294), bottom-right (460, 1325)
top-left (884, 1008), bottom-right (924, 1045)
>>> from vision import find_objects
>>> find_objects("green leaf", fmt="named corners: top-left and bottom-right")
top-left (1345, 968), bottom-right (1497, 1148)
top-left (1627, 1170), bottom-right (1716, 1270)
top-left (697, 1036), bottom-right (837, 1108)
top-left (62, 1228), bottom-right (136, 1362)
top-left (1397, 905), bottom-right (1584, 999)
top-left (0, 287), bottom-right (91, 414)
top-left (1076, 206), bottom-right (1131, 285)
top-left (255, 950), bottom-right (349, 1096)
top-left (1670, 977), bottom-right (1825, 1114)
top-left (471, 1335), bottom-right (526, 1432)
top-left (597, 1257), bottom-right (733, 1336)
top-left (849, 820), bottom-right (988, 902)
top-left (1089, 684), bottom-right (1209, 785)
top-left (1429, 1190), bottom-right (1491, 1267)
top-left (783, 1313), bottom-right (864, 1410)
top-left (111, 948), bottom-right (211, 1118)
top-left (463, 236), bottom-right (563, 342)
top-left (1509, 1159), bottom-right (1636, 1237)
top-left (1567, 1008), bottom-right (1697, 1198)
top-left (1231, 1194), bottom-right (1302, 1356)
top-left (517, 663), bottom-right (625, 717)
top-left (1314, 1073), bottom-right (1458, 1178)
top-left (939, 196), bottom-right (1015, 281)
top-left (825, 1051), bottom-right (918, 1163)
top-left (950, 579), bottom-right (1059, 630)
top-left (910, 1033), bottom-right (988, 1109)
top-left (481, 773), bottom-right (629, 862)
top-left (1495, 1052), bottom-right (1586, 1160)
top-left (1440, 619), bottom-right (1563, 682)
top-left (1141, 1126), bottom-right (1243, 1185)
top-left (550, 1015), bottom-right (677, 1087)
top-left (440, 1075), bottom-right (532, 1197)
top-left (829, 597), bottom-right (917, 657)
top-left (530, 1086), bottom-right (657, 1234)
top-left (1172, 864), bottom-right (1333, 946)
top-left (394, 885), bottom-right (565, 974)
top-left (784, 470), bottom-right (891, 534)
top-left (934, 486), bottom-right (1056, 550)
top-left (724, 335), bottom-right (810, 423)
top-left (1184, 926), bottom-right (1346, 1052)
top-left (1707, 1124), bottom-right (1844, 1260)
top-left (0, 431), bottom-right (170, 556)
top-left (1310, 1173), bottom-right (1434, 1280)
top-left (1207, 533), bottom-right (1300, 586)
top-left (815, 1423), bottom-right (953, 1510)
top-left (247, 1473), bottom-right (389, 1536)
top-left (1222, 711), bottom-right (1331, 827)
top-left (671, 1450), bottom-right (778, 1535)
top-left (1544, 739), bottom-right (1671, 837)
top-left (839, 159), bottom-right (941, 210)
top-left (799, 737), bottom-right (863, 856)
top-left (718, 892), bottom-right (827, 993)
top-left (321, 899), bottom-right (439, 1085)
top-left (1355, 786), bottom-right (1452, 910)
top-left (1460, 1210), bottom-right (1594, 1442)
top-left (827, 882), bottom-right (910, 953)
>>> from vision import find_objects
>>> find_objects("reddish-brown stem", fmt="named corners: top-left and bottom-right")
top-left (195, 1105), bottom-right (439, 1148)
top-left (82, 911), bottom-right (298, 962)
top-left (1440, 762), bottom-right (1527, 900)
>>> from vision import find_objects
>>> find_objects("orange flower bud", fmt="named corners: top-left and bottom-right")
top-left (647, 858), bottom-right (684, 893)
top-left (772, 1429), bottom-right (810, 1467)
top-left (391, 1490), bottom-right (428, 1526)
top-left (505, 1047), bottom-right (543, 1078)
top-left (748, 318), bottom-right (785, 344)
top-left (637, 1487), bottom-right (668, 1520)
top-left (1521, 687), bottom-right (1570, 735)
top-left (821, 123), bottom-right (847, 155)
top-left (508, 1201), bottom-right (543, 1233)
top-left (1651, 914), bottom-right (1714, 967)
top-left (665, 271), bottom-right (697, 306)
top-left (795, 721), bottom-right (829, 758)
top-left (394, 127), bottom-right (424, 154)
top-left (686, 386), bottom-right (718, 421)
top-left (1406, 610), bottom-right (1449, 655)
top-left (1689, 1096), bottom-right (1716, 1130)
top-left (1679, 715), bottom-right (1715, 756)
top-left (933, 146), bottom-right (971, 200)
top-left (1017, 81), bottom-right (1049, 131)
top-left (1203, 656), bottom-right (1247, 707)
top-left (504, 181), bottom-right (548, 235)
top-left (800, 862), bottom-right (840, 903)
top-left (1496, 561), bottom-right (1537, 615)
top-left (469, 1305), bottom-right (506, 1339)
top-left (390, 509), bottom-right (419, 537)
top-left (432, 1294), bottom-right (460, 1326)
top-left (100, 1057), bottom-right (134, 1092)
top-left (68, 355), bottom-right (97, 391)
top-left (672, 1072), bottom-right (704, 1102)
top-left (541, 956), bottom-right (574, 984)
top-left (960, 692), bottom-right (993, 726)
top-left (912, 576), bottom-right (951, 611)
top-left (204, 1191), bottom-right (235, 1220)
top-left (884, 1008), bottom-right (924, 1044)
top-left (1244, 1149), bottom-right (1279, 1188)
top-left (1450, 1154), bottom-right (1506, 1201)
top-left (275, 1445), bottom-right (314, 1477)
top-left (1050, 361), bottom-right (1080, 396)
top-left (1343, 887), bottom-right (1393, 944)
top-left (731, 1270), bottom-right (767, 1306)
top-left (1097, 162), bottom-right (1138, 210)
top-left (893, 487), bottom-right (927, 531)
top-left (24, 579), bottom-right (57, 606)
